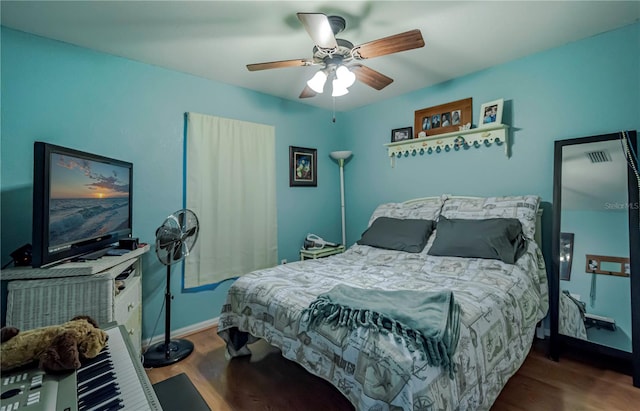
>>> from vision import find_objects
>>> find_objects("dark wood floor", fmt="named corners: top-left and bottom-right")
top-left (145, 326), bottom-right (640, 410)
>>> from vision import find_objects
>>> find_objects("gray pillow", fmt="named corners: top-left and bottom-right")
top-left (357, 217), bottom-right (434, 253)
top-left (428, 217), bottom-right (526, 264)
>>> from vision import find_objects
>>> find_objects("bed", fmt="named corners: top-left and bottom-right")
top-left (218, 195), bottom-right (548, 410)
top-left (559, 291), bottom-right (588, 340)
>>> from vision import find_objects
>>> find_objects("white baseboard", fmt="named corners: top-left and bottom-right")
top-left (142, 316), bottom-right (219, 350)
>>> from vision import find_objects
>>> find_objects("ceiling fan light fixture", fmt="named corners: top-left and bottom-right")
top-left (332, 79), bottom-right (349, 97)
top-left (335, 65), bottom-right (356, 88)
top-left (248, 13), bottom-right (425, 101)
top-left (307, 70), bottom-right (327, 93)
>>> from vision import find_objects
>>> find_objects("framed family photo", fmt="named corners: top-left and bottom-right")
top-left (289, 146), bottom-right (317, 187)
top-left (414, 97), bottom-right (472, 137)
top-left (391, 127), bottom-right (413, 143)
top-left (479, 98), bottom-right (504, 127)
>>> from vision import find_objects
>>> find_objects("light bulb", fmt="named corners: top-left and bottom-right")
top-left (335, 65), bottom-right (356, 88)
top-left (307, 70), bottom-right (327, 93)
top-left (332, 79), bottom-right (349, 97)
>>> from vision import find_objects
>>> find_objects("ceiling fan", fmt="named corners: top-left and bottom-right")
top-left (247, 13), bottom-right (425, 98)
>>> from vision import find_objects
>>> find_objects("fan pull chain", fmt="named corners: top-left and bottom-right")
top-left (332, 97), bottom-right (336, 123)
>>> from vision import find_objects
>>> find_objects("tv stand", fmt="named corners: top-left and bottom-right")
top-left (1, 244), bottom-right (149, 354)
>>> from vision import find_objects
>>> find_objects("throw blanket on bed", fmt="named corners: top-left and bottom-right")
top-left (304, 284), bottom-right (461, 377)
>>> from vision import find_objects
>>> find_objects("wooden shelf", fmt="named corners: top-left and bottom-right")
top-left (384, 124), bottom-right (509, 166)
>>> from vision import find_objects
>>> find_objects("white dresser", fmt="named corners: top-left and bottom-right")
top-left (1, 245), bottom-right (149, 354)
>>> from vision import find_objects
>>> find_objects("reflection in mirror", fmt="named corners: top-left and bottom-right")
top-left (601, 261), bottom-right (622, 273)
top-left (585, 254), bottom-right (630, 277)
top-left (559, 138), bottom-right (632, 352)
top-left (559, 232), bottom-right (574, 280)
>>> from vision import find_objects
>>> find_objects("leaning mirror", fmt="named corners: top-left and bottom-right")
top-left (551, 130), bottom-right (639, 387)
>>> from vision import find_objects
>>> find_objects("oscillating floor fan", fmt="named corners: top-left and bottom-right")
top-left (143, 209), bottom-right (199, 368)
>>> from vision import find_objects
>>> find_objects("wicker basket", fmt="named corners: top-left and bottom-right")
top-left (6, 273), bottom-right (115, 330)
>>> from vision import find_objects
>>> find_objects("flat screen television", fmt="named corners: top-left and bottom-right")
top-left (32, 142), bottom-right (133, 267)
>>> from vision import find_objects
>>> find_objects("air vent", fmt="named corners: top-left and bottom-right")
top-left (586, 150), bottom-right (612, 163)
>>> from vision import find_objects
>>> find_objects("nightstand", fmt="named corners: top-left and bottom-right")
top-left (300, 245), bottom-right (345, 260)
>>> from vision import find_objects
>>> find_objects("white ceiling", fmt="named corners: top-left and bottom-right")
top-left (561, 138), bottom-right (629, 211)
top-left (2, 1), bottom-right (639, 112)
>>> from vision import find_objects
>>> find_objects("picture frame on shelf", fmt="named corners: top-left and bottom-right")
top-left (479, 98), bottom-right (504, 127)
top-left (289, 146), bottom-right (317, 187)
top-left (391, 127), bottom-right (413, 143)
top-left (414, 97), bottom-right (472, 137)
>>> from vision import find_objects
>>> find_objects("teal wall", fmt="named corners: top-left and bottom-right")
top-left (561, 210), bottom-right (631, 337)
top-left (2, 22), bottom-right (639, 340)
top-left (340, 22), bottom-right (640, 249)
top-left (0, 27), bottom-right (346, 339)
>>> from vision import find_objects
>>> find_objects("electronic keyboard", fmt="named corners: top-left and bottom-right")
top-left (0, 324), bottom-right (162, 411)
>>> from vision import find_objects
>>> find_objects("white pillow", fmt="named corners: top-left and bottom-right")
top-left (367, 196), bottom-right (444, 227)
top-left (439, 195), bottom-right (540, 239)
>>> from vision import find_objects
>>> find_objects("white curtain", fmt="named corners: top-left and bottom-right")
top-left (184, 112), bottom-right (277, 288)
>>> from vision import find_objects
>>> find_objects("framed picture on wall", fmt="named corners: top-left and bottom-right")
top-left (289, 146), bottom-right (317, 187)
top-left (479, 98), bottom-right (504, 127)
top-left (414, 97), bottom-right (472, 137)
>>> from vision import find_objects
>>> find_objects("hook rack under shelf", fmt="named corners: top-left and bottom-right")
top-left (383, 124), bottom-right (510, 167)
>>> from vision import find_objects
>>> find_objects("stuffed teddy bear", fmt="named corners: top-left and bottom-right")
top-left (0, 315), bottom-right (108, 374)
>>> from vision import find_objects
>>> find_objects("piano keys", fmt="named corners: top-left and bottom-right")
top-left (0, 324), bottom-right (162, 411)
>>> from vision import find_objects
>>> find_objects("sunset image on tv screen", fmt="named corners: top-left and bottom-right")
top-left (48, 153), bottom-right (130, 249)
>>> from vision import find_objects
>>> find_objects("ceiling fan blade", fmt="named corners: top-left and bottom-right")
top-left (354, 29), bottom-right (425, 59)
top-left (350, 64), bottom-right (394, 90)
top-left (299, 85), bottom-right (317, 99)
top-left (297, 13), bottom-right (338, 50)
top-left (247, 59), bottom-right (311, 72)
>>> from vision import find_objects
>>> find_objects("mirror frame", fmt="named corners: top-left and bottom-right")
top-left (550, 130), bottom-right (639, 387)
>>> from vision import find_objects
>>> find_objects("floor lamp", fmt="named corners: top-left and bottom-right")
top-left (330, 151), bottom-right (352, 246)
